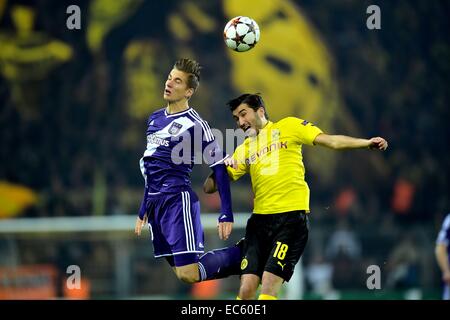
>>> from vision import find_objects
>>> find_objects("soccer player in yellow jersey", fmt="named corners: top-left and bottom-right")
top-left (204, 93), bottom-right (388, 300)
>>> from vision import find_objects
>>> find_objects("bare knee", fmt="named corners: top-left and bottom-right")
top-left (238, 274), bottom-right (260, 300)
top-left (260, 271), bottom-right (284, 297)
top-left (239, 283), bottom-right (257, 300)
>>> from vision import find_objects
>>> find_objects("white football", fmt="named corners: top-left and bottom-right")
top-left (223, 16), bottom-right (260, 52)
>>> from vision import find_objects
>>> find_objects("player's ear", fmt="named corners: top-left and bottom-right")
top-left (257, 106), bottom-right (265, 118)
top-left (185, 87), bottom-right (194, 100)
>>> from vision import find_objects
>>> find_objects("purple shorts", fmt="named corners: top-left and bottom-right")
top-left (144, 189), bottom-right (204, 267)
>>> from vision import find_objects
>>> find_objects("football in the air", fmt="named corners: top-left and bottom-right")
top-left (223, 16), bottom-right (260, 52)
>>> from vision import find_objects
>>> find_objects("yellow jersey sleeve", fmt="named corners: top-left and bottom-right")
top-left (226, 143), bottom-right (249, 181)
top-left (284, 117), bottom-right (323, 145)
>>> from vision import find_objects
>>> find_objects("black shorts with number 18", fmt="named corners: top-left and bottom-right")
top-left (240, 210), bottom-right (309, 282)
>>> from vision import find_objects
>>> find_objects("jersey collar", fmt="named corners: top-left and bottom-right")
top-left (258, 120), bottom-right (273, 134)
top-left (165, 106), bottom-right (192, 117)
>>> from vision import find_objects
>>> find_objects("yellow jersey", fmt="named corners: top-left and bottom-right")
top-left (227, 117), bottom-right (323, 214)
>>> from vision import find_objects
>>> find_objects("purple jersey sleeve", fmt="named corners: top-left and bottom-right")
top-left (212, 163), bottom-right (233, 222)
top-left (199, 120), bottom-right (227, 168)
top-left (198, 121), bottom-right (233, 222)
top-left (138, 158), bottom-right (150, 219)
top-left (138, 181), bottom-right (149, 220)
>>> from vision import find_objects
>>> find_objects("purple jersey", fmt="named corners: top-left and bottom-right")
top-left (437, 213), bottom-right (450, 259)
top-left (138, 106), bottom-right (232, 264)
top-left (436, 213), bottom-right (450, 300)
top-left (140, 107), bottom-right (226, 194)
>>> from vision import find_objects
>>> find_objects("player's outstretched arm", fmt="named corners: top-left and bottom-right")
top-left (135, 180), bottom-right (150, 236)
top-left (212, 163), bottom-right (235, 240)
top-left (203, 158), bottom-right (237, 194)
top-left (314, 133), bottom-right (388, 151)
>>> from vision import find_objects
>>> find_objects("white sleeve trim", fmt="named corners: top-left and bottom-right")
top-left (209, 155), bottom-right (230, 168)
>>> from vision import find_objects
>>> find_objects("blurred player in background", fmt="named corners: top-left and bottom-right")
top-left (204, 93), bottom-right (388, 299)
top-left (135, 58), bottom-right (241, 284)
top-left (435, 213), bottom-right (450, 300)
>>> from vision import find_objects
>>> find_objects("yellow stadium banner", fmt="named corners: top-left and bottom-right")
top-left (0, 181), bottom-right (38, 218)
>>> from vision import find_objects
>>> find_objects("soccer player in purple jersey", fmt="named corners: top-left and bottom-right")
top-left (435, 213), bottom-right (450, 300)
top-left (134, 58), bottom-right (241, 284)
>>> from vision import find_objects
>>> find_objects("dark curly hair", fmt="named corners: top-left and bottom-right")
top-left (226, 93), bottom-right (269, 119)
